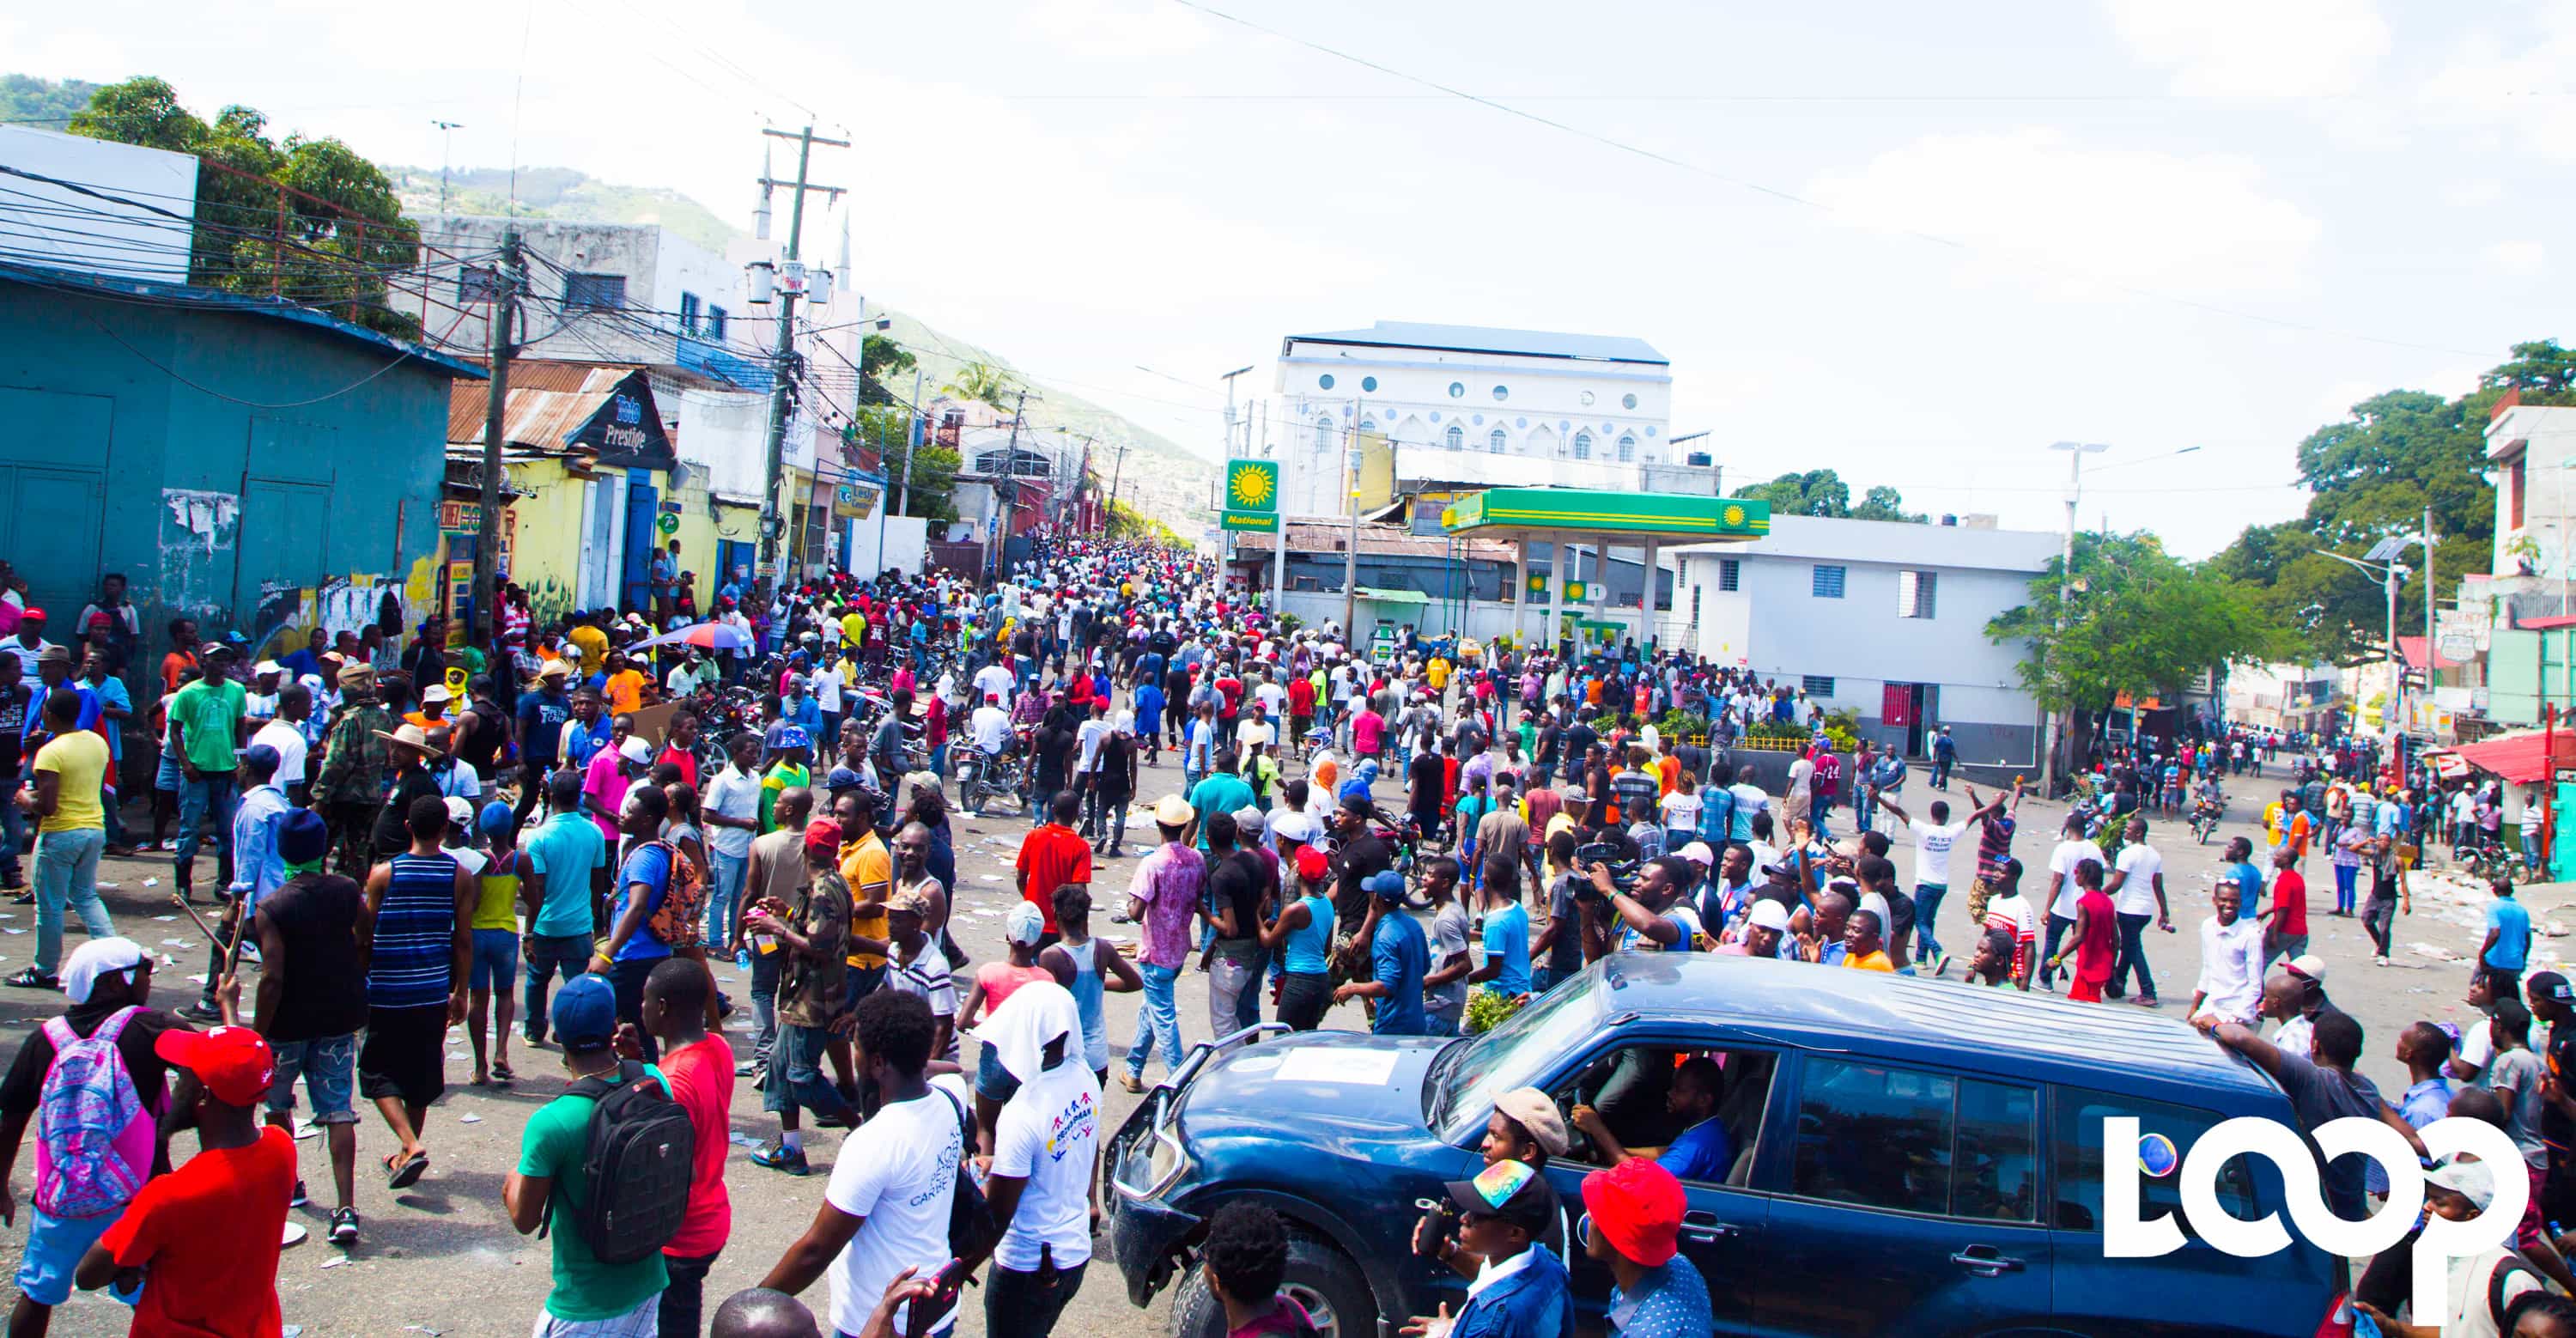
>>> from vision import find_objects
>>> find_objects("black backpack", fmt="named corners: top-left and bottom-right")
top-left (557, 1060), bottom-right (696, 1265)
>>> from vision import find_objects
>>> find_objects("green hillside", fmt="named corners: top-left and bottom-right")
top-left (385, 164), bottom-right (740, 253)
top-left (0, 75), bottom-right (98, 127)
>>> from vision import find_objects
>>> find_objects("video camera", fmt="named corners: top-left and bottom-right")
top-left (1571, 842), bottom-right (1641, 902)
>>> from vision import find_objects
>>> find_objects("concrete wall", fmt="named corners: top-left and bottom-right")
top-left (0, 278), bottom-right (454, 683)
top-left (842, 514), bottom-right (930, 579)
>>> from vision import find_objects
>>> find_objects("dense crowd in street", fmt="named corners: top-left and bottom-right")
top-left (2, 533), bottom-right (2575, 1338)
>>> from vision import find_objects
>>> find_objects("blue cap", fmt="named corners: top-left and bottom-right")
top-left (478, 800), bottom-right (514, 836)
top-left (1364, 870), bottom-right (1408, 901)
top-left (825, 766), bottom-right (866, 791)
top-left (240, 743), bottom-right (281, 775)
top-left (277, 808), bottom-right (329, 867)
top-left (774, 726), bottom-right (811, 751)
top-left (550, 974), bottom-right (618, 1051)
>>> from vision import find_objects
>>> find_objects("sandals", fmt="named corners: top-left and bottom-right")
top-left (385, 1150), bottom-right (428, 1190)
top-left (490, 1061), bottom-right (515, 1084)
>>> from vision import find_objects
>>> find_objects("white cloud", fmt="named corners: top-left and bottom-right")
top-left (1807, 129), bottom-right (2321, 298)
top-left (2420, 12), bottom-right (2576, 163)
top-left (2446, 178), bottom-right (2507, 207)
top-left (1022, 0), bottom-right (1213, 61)
top-left (2484, 240), bottom-right (2549, 275)
top-left (2105, 0), bottom-right (2389, 98)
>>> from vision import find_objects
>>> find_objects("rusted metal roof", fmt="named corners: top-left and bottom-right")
top-left (447, 361), bottom-right (642, 452)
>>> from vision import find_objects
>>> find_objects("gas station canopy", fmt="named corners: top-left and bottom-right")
top-left (1440, 488), bottom-right (1771, 542)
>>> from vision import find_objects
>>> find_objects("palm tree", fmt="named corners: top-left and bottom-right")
top-left (945, 361), bottom-right (1016, 410)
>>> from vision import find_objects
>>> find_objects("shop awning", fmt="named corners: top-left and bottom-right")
top-left (1441, 487), bottom-right (1770, 543)
top-left (1354, 586), bottom-right (1430, 605)
top-left (2439, 731), bottom-right (2576, 785)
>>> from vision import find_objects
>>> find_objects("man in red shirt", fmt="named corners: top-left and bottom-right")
top-left (2263, 843), bottom-right (2308, 968)
top-left (1015, 790), bottom-right (1094, 945)
top-left (80, 1001), bottom-right (295, 1335)
top-left (635, 958), bottom-right (734, 1336)
top-left (1286, 673), bottom-right (1315, 743)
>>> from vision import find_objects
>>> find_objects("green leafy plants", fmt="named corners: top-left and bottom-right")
top-left (1463, 987), bottom-right (1526, 1036)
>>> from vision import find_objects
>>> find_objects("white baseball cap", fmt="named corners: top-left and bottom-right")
top-left (63, 936), bottom-right (149, 1004)
top-left (1749, 900), bottom-right (1792, 932)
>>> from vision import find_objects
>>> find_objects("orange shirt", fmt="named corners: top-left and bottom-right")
top-left (1657, 754), bottom-right (1680, 797)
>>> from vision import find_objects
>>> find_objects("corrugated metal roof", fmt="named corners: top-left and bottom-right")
top-left (448, 364), bottom-right (635, 452)
top-left (1285, 321), bottom-right (1665, 365)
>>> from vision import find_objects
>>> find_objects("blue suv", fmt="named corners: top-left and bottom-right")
top-left (1103, 953), bottom-right (2345, 1337)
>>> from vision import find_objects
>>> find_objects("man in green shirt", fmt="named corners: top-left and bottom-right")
top-left (505, 973), bottom-right (669, 1331)
top-left (167, 643), bottom-right (248, 901)
top-left (1184, 749), bottom-right (1256, 851)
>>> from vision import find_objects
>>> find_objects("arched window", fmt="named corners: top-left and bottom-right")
top-left (1573, 430), bottom-right (1593, 460)
top-left (1444, 424), bottom-right (1465, 450)
top-left (1359, 418), bottom-right (1376, 435)
top-left (1617, 434), bottom-right (1637, 462)
top-left (1314, 417), bottom-right (1332, 451)
top-left (1489, 429), bottom-right (1507, 453)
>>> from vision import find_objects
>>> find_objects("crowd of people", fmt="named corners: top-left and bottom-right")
top-left (4, 526), bottom-right (2576, 1338)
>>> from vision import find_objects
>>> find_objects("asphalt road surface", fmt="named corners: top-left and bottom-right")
top-left (0, 758), bottom-right (2556, 1336)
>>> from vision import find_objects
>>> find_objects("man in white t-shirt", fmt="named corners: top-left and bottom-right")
top-left (1980, 864), bottom-right (2040, 989)
top-left (975, 983), bottom-right (1101, 1334)
top-left (252, 685), bottom-right (313, 799)
top-left (811, 654), bottom-right (847, 735)
top-left (758, 990), bottom-right (963, 1336)
top-left (1876, 793), bottom-right (1965, 976)
top-left (2102, 816), bottom-right (2172, 1005)
top-left (2039, 815), bottom-right (2105, 990)
top-left (972, 660), bottom-right (1017, 709)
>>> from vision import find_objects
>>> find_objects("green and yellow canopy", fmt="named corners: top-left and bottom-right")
top-left (1440, 488), bottom-right (1770, 542)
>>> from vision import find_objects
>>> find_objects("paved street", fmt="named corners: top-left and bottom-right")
top-left (0, 757), bottom-right (2559, 1337)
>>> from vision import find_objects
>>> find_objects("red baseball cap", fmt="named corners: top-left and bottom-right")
top-left (155, 1025), bottom-right (275, 1106)
top-left (1294, 846), bottom-right (1330, 883)
top-left (803, 818), bottom-right (844, 856)
top-left (1581, 1158), bottom-right (1685, 1267)
top-left (17, 606), bottom-right (42, 622)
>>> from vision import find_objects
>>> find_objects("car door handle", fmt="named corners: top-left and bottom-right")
top-left (1949, 1247), bottom-right (2026, 1276)
top-left (1678, 1211), bottom-right (1740, 1243)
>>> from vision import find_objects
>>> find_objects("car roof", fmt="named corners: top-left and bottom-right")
top-left (1585, 953), bottom-right (2279, 1103)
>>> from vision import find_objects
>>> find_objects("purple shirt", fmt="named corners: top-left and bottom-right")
top-left (1127, 842), bottom-right (1206, 969)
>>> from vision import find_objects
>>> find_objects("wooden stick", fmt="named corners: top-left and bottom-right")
top-left (169, 894), bottom-right (225, 949)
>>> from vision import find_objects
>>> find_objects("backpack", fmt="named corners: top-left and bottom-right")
top-left (935, 1086), bottom-right (999, 1263)
top-left (33, 1007), bottom-right (148, 1219)
top-left (641, 839), bottom-right (708, 950)
top-left (2488, 1248), bottom-right (2543, 1325)
top-left (554, 1060), bottom-right (696, 1265)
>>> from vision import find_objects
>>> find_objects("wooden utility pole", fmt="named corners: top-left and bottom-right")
top-left (754, 126), bottom-right (848, 589)
top-left (471, 228), bottom-right (519, 640)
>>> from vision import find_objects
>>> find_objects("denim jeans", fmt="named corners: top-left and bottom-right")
top-left (750, 948), bottom-right (780, 1065)
top-left (1206, 946), bottom-right (1258, 1046)
top-left (519, 933), bottom-right (592, 1042)
top-left (1930, 757), bottom-right (1952, 790)
top-left (2110, 911), bottom-right (2157, 1000)
top-left (2362, 894), bottom-right (2397, 958)
top-left (1912, 883), bottom-right (1947, 963)
top-left (1809, 793), bottom-right (1832, 836)
top-left (2038, 912), bottom-right (2074, 988)
top-left (2334, 863), bottom-right (2359, 915)
top-left (33, 827), bottom-right (109, 976)
top-left (1854, 789), bottom-right (1877, 833)
top-left (705, 848), bottom-right (749, 948)
top-left (173, 771), bottom-right (237, 889)
top-left (1126, 961), bottom-right (1185, 1080)
top-left (984, 1260), bottom-right (1086, 1338)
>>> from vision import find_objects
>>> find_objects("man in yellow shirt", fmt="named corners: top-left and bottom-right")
top-left (566, 613), bottom-right (609, 672)
top-left (15, 690), bottom-right (111, 988)
top-left (1425, 657), bottom-right (1449, 693)
top-left (839, 606), bottom-right (868, 654)
top-left (833, 787), bottom-right (891, 989)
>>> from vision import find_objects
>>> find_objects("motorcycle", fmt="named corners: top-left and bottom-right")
top-left (2190, 796), bottom-right (2223, 846)
top-left (957, 746), bottom-right (1028, 818)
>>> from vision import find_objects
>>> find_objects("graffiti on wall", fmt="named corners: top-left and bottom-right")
top-left (524, 575), bottom-right (574, 629)
top-left (239, 560), bottom-right (441, 660)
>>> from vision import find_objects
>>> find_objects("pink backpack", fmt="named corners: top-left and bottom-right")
top-left (33, 1007), bottom-right (152, 1219)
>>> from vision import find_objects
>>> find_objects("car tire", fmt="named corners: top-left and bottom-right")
top-left (1169, 1227), bottom-right (1376, 1338)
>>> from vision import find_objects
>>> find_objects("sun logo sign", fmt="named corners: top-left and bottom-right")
top-left (1227, 459), bottom-right (1279, 512)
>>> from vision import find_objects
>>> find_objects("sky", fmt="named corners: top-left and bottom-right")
top-left (10, 0), bottom-right (2570, 556)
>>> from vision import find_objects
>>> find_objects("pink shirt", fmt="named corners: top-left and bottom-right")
top-left (1352, 710), bottom-right (1386, 756)
top-left (582, 749), bottom-right (626, 842)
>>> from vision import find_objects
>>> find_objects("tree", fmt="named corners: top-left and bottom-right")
top-left (858, 333), bottom-right (916, 407)
top-left (1989, 531), bottom-right (2289, 719)
top-left (944, 360), bottom-right (1015, 410)
top-left (70, 77), bottom-right (422, 339)
top-left (1730, 469), bottom-right (1926, 522)
top-left (848, 405), bottom-right (959, 522)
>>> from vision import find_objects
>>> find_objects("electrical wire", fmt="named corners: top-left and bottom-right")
top-left (70, 301), bottom-right (477, 408)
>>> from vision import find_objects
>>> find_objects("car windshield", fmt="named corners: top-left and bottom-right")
top-left (1426, 971), bottom-right (1602, 1140)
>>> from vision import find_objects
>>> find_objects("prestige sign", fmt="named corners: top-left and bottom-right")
top-left (2103, 1115), bottom-right (2524, 1331)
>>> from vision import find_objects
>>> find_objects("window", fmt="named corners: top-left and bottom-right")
top-left (1573, 430), bottom-right (1594, 460)
top-left (562, 271), bottom-right (627, 311)
top-left (1801, 674), bottom-right (1835, 696)
top-left (1624, 392), bottom-right (1639, 410)
top-left (707, 305), bottom-right (727, 339)
top-left (456, 265), bottom-right (500, 303)
top-left (1899, 569), bottom-right (1937, 619)
top-left (2512, 458), bottom-right (2529, 530)
top-left (1362, 375), bottom-right (1378, 392)
top-left (1718, 558), bottom-right (1740, 592)
top-left (2052, 1090), bottom-right (2255, 1234)
top-left (1492, 385), bottom-right (1510, 402)
top-left (1789, 1060), bottom-right (2038, 1220)
top-left (1449, 381), bottom-right (1465, 398)
top-left (1489, 429), bottom-right (1508, 453)
top-left (1552, 1046), bottom-right (1778, 1187)
top-left (1690, 586), bottom-right (1702, 623)
top-left (1314, 418), bottom-right (1333, 451)
top-left (1319, 374), bottom-right (1336, 391)
top-left (1616, 434), bottom-right (1637, 463)
top-left (1812, 564), bottom-right (1846, 599)
top-left (1359, 418), bottom-right (1376, 435)
top-left (1445, 424), bottom-right (1466, 450)
top-left (677, 290), bottom-right (702, 335)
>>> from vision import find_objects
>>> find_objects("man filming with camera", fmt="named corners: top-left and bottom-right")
top-left (1582, 853), bottom-right (1705, 954)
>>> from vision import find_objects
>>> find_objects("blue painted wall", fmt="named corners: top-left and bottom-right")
top-left (0, 277), bottom-right (462, 678)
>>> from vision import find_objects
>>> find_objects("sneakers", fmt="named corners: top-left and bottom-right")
top-left (177, 1001), bottom-right (223, 1024)
top-left (290, 1178), bottom-right (309, 1207)
top-left (751, 1142), bottom-right (811, 1176)
top-left (4, 967), bottom-right (58, 989)
top-left (328, 1207), bottom-right (360, 1245)
top-left (2374, 956), bottom-right (2392, 967)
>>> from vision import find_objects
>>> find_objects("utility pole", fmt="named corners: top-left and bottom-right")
top-left (896, 367), bottom-right (923, 516)
top-left (754, 125), bottom-right (848, 593)
top-left (1343, 397), bottom-right (1363, 639)
top-left (471, 228), bottom-right (519, 642)
top-left (993, 387), bottom-right (1032, 581)
top-left (433, 121), bottom-right (463, 215)
top-left (1103, 437), bottom-right (1132, 529)
top-left (2044, 441), bottom-right (2109, 793)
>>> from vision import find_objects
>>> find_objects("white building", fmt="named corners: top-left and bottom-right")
top-left (1669, 515), bottom-right (2057, 765)
top-left (1270, 322), bottom-right (1680, 516)
top-left (0, 127), bottom-right (198, 283)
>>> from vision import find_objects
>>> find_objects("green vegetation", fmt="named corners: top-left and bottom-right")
top-left (1, 74), bottom-right (98, 126)
top-left (1731, 468), bottom-right (1925, 523)
top-left (384, 163), bottom-right (742, 253)
top-left (1990, 531), bottom-right (2289, 721)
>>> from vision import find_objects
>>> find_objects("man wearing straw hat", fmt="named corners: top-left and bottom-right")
top-left (367, 721), bottom-right (448, 861)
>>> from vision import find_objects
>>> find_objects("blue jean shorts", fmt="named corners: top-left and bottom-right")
top-left (18, 1207), bottom-right (139, 1306)
top-left (471, 928), bottom-right (521, 991)
top-left (154, 750), bottom-right (183, 793)
top-left (264, 1031), bottom-right (359, 1122)
top-left (974, 1040), bottom-right (1022, 1104)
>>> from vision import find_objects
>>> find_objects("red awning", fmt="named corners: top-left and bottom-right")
top-left (2521, 615), bottom-right (2576, 632)
top-left (2396, 636), bottom-right (2464, 671)
top-left (2444, 732), bottom-right (2575, 785)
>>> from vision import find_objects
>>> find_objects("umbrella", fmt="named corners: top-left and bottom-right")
top-left (636, 622), bottom-right (753, 652)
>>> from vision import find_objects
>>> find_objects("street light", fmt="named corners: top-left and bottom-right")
top-left (2042, 441), bottom-right (2108, 791)
top-left (2318, 544), bottom-right (2422, 746)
